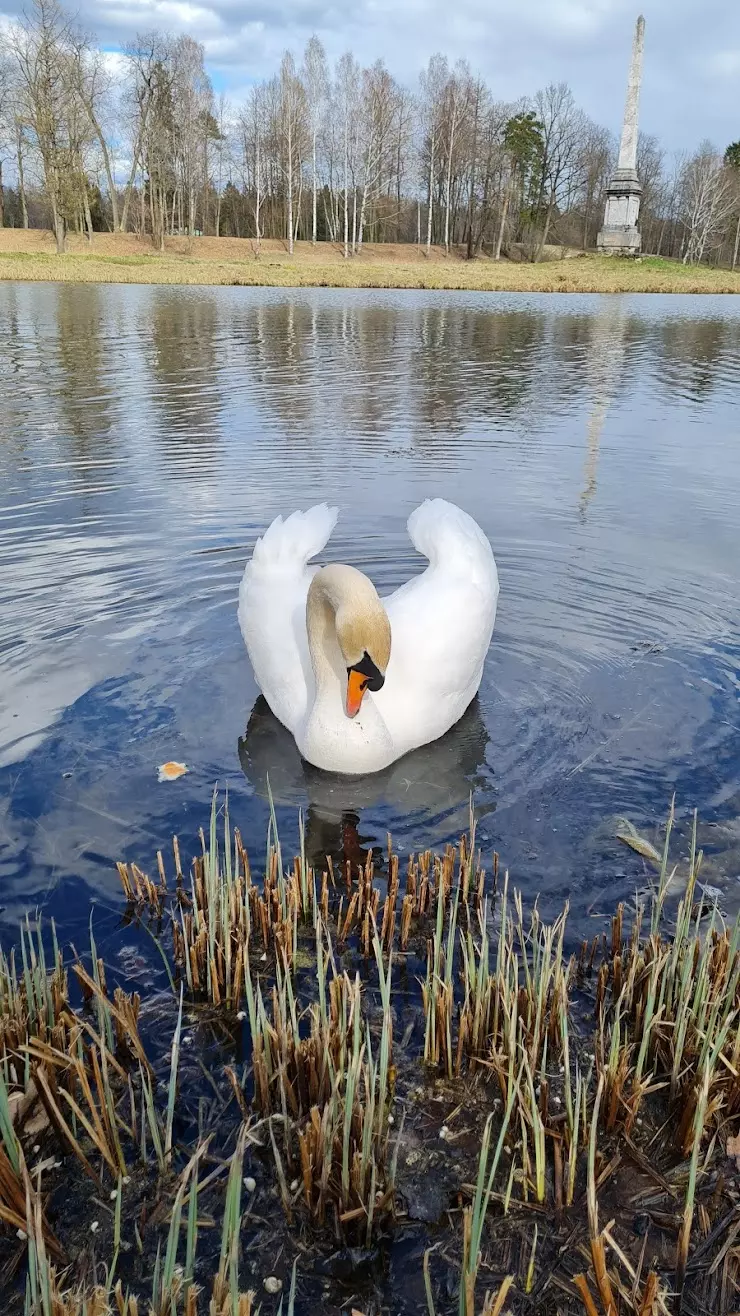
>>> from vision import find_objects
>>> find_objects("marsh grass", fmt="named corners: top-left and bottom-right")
top-left (4, 799), bottom-right (740, 1313)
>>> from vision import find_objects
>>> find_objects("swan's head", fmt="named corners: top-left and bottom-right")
top-left (336, 605), bottom-right (391, 719)
top-left (308, 564), bottom-right (392, 718)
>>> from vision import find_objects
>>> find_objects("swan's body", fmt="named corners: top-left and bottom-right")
top-left (238, 500), bottom-right (498, 774)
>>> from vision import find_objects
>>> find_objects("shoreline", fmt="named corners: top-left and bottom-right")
top-left (1, 232), bottom-right (739, 293)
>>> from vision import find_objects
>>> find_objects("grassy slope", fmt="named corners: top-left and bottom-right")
top-left (0, 230), bottom-right (739, 292)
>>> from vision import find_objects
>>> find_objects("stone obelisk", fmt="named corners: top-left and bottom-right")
top-left (598, 15), bottom-right (645, 255)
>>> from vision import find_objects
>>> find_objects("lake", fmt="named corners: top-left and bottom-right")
top-left (1, 283), bottom-right (739, 945)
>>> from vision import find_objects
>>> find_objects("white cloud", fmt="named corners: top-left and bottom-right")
top-left (1, 0), bottom-right (737, 151)
top-left (707, 49), bottom-right (740, 77)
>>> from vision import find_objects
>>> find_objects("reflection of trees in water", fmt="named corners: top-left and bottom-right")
top-left (6, 289), bottom-right (739, 485)
top-left (193, 293), bottom-right (737, 457)
top-left (225, 297), bottom-right (740, 453)
top-left (230, 300), bottom-right (562, 443)
top-left (237, 694), bottom-right (493, 869)
top-left (146, 291), bottom-right (222, 457)
top-left (232, 300), bottom-right (407, 438)
top-left (656, 318), bottom-right (736, 401)
top-left (53, 285), bottom-right (115, 471)
top-left (0, 285), bottom-right (119, 479)
top-left (0, 285), bottom-right (33, 464)
top-left (408, 307), bottom-right (549, 434)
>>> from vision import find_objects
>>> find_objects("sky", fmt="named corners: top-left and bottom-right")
top-left (1, 0), bottom-right (738, 154)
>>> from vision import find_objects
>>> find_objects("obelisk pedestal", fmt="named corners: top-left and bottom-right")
top-left (598, 16), bottom-right (645, 255)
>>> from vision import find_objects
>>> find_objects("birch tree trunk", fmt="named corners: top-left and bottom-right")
top-left (444, 124), bottom-right (455, 253)
top-left (351, 183), bottom-right (357, 253)
top-left (358, 183), bottom-right (368, 250)
top-left (287, 111), bottom-right (294, 253)
top-left (16, 125), bottom-right (29, 228)
top-left (494, 185), bottom-right (510, 261)
top-left (312, 130), bottom-right (317, 243)
top-left (294, 174), bottom-right (303, 244)
top-left (426, 136), bottom-right (434, 253)
top-left (255, 132), bottom-right (261, 247)
top-left (343, 118), bottom-right (349, 259)
top-left (732, 212), bottom-right (740, 271)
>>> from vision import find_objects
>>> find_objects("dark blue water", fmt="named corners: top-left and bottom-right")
top-left (1, 283), bottom-right (739, 946)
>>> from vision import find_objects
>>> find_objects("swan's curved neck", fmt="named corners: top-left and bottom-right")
top-left (305, 565), bottom-right (386, 697)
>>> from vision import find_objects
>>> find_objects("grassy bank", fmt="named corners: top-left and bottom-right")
top-left (1, 797), bottom-right (738, 1314)
top-left (1, 229), bottom-right (739, 292)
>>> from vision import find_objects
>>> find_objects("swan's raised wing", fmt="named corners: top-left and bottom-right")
top-left (378, 500), bottom-right (499, 754)
top-left (238, 504), bottom-right (338, 734)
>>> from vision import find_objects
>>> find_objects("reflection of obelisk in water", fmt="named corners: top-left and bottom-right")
top-left (598, 16), bottom-right (645, 255)
top-left (580, 301), bottom-right (629, 519)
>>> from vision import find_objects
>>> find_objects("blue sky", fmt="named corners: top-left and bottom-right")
top-left (2, 0), bottom-right (738, 153)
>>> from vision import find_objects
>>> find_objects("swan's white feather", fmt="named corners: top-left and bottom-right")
top-left (238, 504), bottom-right (338, 732)
top-left (238, 500), bottom-right (498, 773)
top-left (377, 500), bottom-right (499, 754)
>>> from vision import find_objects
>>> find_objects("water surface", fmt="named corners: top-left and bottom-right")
top-left (1, 284), bottom-right (739, 942)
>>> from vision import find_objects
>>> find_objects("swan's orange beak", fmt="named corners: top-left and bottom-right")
top-left (346, 669), bottom-right (368, 719)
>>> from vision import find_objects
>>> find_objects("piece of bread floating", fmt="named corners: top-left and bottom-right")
top-left (157, 761), bottom-right (189, 782)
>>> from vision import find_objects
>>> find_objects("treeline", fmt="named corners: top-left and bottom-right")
top-left (1, 0), bottom-right (739, 266)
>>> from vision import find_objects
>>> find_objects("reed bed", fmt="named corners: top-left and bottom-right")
top-left (2, 797), bottom-right (740, 1313)
top-left (0, 919), bottom-right (69, 1076)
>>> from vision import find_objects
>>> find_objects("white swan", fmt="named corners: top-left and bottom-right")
top-left (238, 500), bottom-right (499, 775)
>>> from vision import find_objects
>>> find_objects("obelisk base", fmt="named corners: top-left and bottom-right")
top-left (597, 169), bottom-right (642, 255)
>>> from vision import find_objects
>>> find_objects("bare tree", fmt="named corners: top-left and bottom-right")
top-left (119, 33), bottom-right (162, 235)
top-left (278, 52), bottom-right (307, 253)
top-left (239, 83), bottom-right (268, 245)
top-left (531, 83), bottom-right (587, 261)
top-left (302, 36), bottom-right (328, 245)
top-left (419, 54), bottom-right (448, 253)
top-left (171, 36), bottom-right (212, 237)
top-left (356, 61), bottom-right (402, 249)
top-left (0, 49), bottom-right (11, 226)
top-left (335, 52), bottom-right (358, 258)
top-left (7, 0), bottom-right (82, 251)
top-left (70, 40), bottom-right (118, 230)
top-left (578, 121), bottom-right (612, 249)
top-left (681, 142), bottom-right (735, 265)
top-left (635, 132), bottom-right (664, 253)
top-left (440, 62), bottom-right (471, 253)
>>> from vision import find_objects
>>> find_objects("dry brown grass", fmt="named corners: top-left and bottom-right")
top-left (1, 229), bottom-right (739, 292)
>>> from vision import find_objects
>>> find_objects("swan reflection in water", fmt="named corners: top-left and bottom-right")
top-left (237, 695), bottom-right (495, 870)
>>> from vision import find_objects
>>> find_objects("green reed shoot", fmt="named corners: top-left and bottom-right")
top-left (165, 986), bottom-right (184, 1163)
top-left (676, 1061), bottom-right (710, 1295)
top-left (460, 1072), bottom-right (518, 1316)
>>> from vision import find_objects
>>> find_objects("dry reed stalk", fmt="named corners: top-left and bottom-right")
top-left (573, 1273), bottom-right (601, 1316)
top-left (587, 1076), bottom-right (616, 1316)
top-left (0, 918), bottom-right (70, 1073)
top-left (480, 1276), bottom-right (514, 1316)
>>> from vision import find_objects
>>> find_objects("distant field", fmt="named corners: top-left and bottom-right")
top-left (0, 230), bottom-right (738, 293)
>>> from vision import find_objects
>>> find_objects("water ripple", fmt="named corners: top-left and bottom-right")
top-left (1, 285), bottom-right (739, 932)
